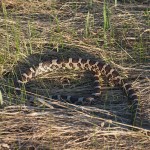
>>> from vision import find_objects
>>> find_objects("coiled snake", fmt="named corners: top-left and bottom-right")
top-left (16, 58), bottom-right (141, 125)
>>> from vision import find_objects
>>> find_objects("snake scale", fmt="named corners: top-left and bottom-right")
top-left (16, 58), bottom-right (140, 125)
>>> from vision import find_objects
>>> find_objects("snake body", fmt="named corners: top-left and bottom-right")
top-left (17, 58), bottom-right (140, 125)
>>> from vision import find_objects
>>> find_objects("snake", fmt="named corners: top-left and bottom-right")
top-left (16, 57), bottom-right (140, 125)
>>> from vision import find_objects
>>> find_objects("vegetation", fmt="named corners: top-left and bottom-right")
top-left (0, 0), bottom-right (149, 149)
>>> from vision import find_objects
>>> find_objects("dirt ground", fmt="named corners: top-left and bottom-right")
top-left (0, 0), bottom-right (149, 149)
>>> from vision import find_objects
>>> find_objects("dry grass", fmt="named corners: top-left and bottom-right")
top-left (0, 0), bottom-right (149, 149)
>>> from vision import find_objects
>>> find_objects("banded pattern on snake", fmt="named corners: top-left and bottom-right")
top-left (17, 58), bottom-right (140, 125)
